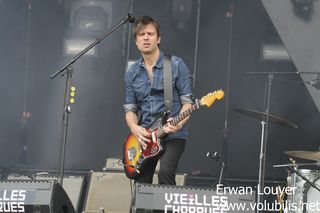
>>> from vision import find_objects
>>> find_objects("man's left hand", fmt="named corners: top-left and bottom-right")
top-left (163, 117), bottom-right (182, 134)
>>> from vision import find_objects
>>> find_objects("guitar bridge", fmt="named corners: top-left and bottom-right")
top-left (151, 147), bottom-right (158, 155)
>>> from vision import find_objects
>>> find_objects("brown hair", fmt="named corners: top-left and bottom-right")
top-left (133, 16), bottom-right (161, 38)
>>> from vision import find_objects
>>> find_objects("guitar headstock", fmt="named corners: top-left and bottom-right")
top-left (199, 89), bottom-right (225, 107)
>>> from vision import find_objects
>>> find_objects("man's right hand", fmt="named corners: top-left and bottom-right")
top-left (131, 125), bottom-right (151, 149)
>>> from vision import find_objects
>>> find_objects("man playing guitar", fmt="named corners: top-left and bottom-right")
top-left (124, 15), bottom-right (193, 185)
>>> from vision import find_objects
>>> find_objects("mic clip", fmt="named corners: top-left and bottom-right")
top-left (206, 152), bottom-right (219, 160)
top-left (127, 13), bottom-right (135, 23)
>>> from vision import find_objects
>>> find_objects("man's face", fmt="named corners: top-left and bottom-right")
top-left (135, 23), bottom-right (160, 55)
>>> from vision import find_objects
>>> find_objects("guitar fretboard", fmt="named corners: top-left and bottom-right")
top-left (157, 100), bottom-right (200, 138)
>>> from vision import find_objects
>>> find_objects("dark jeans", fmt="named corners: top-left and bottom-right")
top-left (135, 138), bottom-right (186, 185)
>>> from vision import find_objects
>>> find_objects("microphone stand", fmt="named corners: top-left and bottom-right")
top-left (207, 152), bottom-right (225, 186)
top-left (218, 160), bottom-right (225, 185)
top-left (50, 13), bottom-right (135, 185)
top-left (245, 71), bottom-right (274, 211)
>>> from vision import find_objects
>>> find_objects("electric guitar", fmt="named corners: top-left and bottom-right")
top-left (122, 90), bottom-right (225, 179)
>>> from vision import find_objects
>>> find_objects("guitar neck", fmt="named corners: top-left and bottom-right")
top-left (170, 100), bottom-right (200, 126)
top-left (157, 100), bottom-right (200, 138)
top-left (155, 90), bottom-right (224, 138)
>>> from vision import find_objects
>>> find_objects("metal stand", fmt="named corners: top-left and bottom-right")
top-left (222, 1), bottom-right (235, 171)
top-left (244, 70), bottom-right (319, 212)
top-left (218, 161), bottom-right (225, 185)
top-left (256, 73), bottom-right (273, 210)
top-left (191, 0), bottom-right (202, 88)
top-left (58, 66), bottom-right (73, 185)
top-left (50, 13), bottom-right (135, 185)
top-left (207, 152), bottom-right (225, 185)
top-left (20, 1), bottom-right (33, 165)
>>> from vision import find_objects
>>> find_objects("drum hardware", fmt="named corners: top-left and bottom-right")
top-left (273, 162), bottom-right (319, 168)
top-left (303, 175), bottom-right (320, 213)
top-left (275, 154), bottom-right (320, 192)
top-left (275, 154), bottom-right (320, 209)
top-left (273, 162), bottom-right (320, 212)
top-left (284, 168), bottom-right (320, 213)
top-left (233, 105), bottom-right (297, 209)
top-left (286, 166), bottom-right (320, 193)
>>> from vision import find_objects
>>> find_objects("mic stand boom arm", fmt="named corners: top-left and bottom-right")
top-left (49, 13), bottom-right (135, 185)
top-left (50, 13), bottom-right (135, 79)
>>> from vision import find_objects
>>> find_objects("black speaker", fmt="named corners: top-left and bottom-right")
top-left (7, 173), bottom-right (85, 212)
top-left (0, 180), bottom-right (75, 213)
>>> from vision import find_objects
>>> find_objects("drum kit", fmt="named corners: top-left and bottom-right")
top-left (234, 108), bottom-right (320, 213)
top-left (279, 151), bottom-right (320, 213)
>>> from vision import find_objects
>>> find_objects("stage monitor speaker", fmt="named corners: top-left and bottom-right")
top-left (84, 171), bottom-right (187, 213)
top-left (84, 171), bottom-right (132, 213)
top-left (7, 173), bottom-right (85, 213)
top-left (132, 183), bottom-right (256, 213)
top-left (0, 180), bottom-right (75, 213)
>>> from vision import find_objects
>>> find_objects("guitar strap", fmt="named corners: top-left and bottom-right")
top-left (163, 54), bottom-right (172, 113)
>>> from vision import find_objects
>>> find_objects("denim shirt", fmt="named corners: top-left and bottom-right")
top-left (124, 52), bottom-right (193, 140)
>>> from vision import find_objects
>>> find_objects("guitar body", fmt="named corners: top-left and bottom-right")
top-left (123, 112), bottom-right (168, 179)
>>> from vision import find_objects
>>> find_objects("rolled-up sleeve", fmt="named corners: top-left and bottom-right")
top-left (124, 69), bottom-right (138, 113)
top-left (175, 58), bottom-right (194, 104)
top-left (180, 94), bottom-right (193, 104)
top-left (124, 103), bottom-right (138, 113)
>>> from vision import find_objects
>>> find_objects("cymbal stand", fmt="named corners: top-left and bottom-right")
top-left (256, 73), bottom-right (273, 209)
top-left (245, 70), bottom-right (320, 211)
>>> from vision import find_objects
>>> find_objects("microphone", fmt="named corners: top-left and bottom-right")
top-left (206, 152), bottom-right (220, 161)
top-left (127, 13), bottom-right (135, 23)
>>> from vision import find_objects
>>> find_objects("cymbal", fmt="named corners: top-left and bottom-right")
top-left (233, 108), bottom-right (298, 128)
top-left (285, 151), bottom-right (320, 161)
